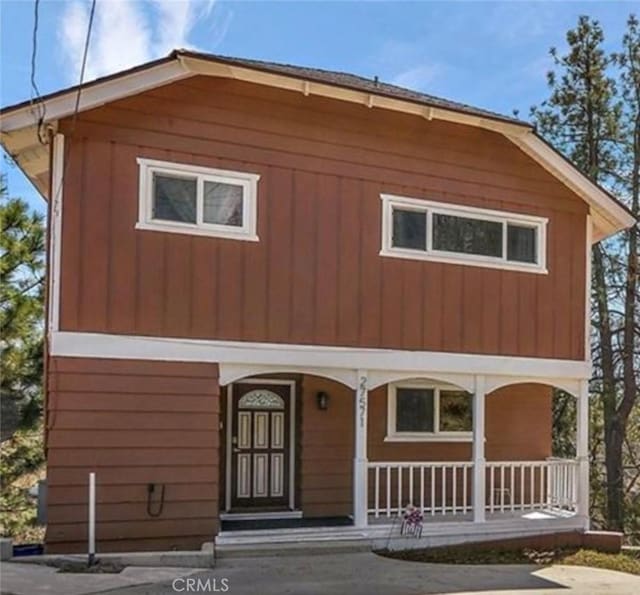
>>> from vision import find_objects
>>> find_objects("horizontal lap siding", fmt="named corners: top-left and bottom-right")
top-left (296, 378), bottom-right (550, 518)
top-left (58, 76), bottom-right (587, 359)
top-left (46, 357), bottom-right (220, 553)
top-left (368, 383), bottom-right (551, 462)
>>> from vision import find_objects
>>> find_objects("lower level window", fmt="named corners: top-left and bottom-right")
top-left (387, 383), bottom-right (472, 441)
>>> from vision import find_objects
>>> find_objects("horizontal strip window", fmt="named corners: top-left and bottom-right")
top-left (381, 194), bottom-right (548, 273)
top-left (136, 158), bottom-right (260, 241)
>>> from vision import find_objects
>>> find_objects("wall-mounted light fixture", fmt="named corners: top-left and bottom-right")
top-left (316, 391), bottom-right (329, 411)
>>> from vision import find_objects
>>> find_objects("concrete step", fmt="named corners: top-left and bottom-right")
top-left (212, 524), bottom-right (398, 558)
top-left (215, 538), bottom-right (373, 558)
top-left (217, 528), bottom-right (373, 542)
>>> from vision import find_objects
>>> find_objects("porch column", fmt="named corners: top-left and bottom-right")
top-left (577, 379), bottom-right (590, 527)
top-left (353, 369), bottom-right (368, 528)
top-left (472, 375), bottom-right (486, 523)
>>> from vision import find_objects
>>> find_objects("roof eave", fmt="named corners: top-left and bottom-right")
top-left (509, 132), bottom-right (636, 241)
top-left (0, 52), bottom-right (634, 238)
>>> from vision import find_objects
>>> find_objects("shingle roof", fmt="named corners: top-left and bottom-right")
top-left (178, 50), bottom-right (531, 128)
top-left (0, 49), bottom-right (530, 130)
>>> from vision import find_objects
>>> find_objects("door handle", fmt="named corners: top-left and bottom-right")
top-left (233, 448), bottom-right (241, 453)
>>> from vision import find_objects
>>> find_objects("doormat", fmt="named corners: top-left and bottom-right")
top-left (221, 516), bottom-right (353, 531)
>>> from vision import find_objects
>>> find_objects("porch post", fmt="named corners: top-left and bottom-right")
top-left (353, 369), bottom-right (368, 528)
top-left (577, 379), bottom-right (590, 528)
top-left (472, 375), bottom-right (486, 523)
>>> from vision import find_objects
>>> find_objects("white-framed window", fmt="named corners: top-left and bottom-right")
top-left (136, 158), bottom-right (260, 241)
top-left (386, 381), bottom-right (473, 442)
top-left (380, 194), bottom-right (548, 273)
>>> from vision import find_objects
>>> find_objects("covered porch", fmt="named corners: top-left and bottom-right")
top-left (216, 356), bottom-right (590, 549)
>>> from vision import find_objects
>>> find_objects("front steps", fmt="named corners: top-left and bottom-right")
top-left (213, 525), bottom-right (384, 558)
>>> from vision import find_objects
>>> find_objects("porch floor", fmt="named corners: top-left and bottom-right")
top-left (368, 507), bottom-right (578, 525)
top-left (214, 509), bottom-right (584, 556)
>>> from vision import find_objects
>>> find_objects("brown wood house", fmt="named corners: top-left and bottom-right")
top-left (1, 51), bottom-right (635, 554)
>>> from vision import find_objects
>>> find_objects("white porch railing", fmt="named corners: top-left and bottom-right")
top-left (368, 461), bottom-right (474, 518)
top-left (367, 459), bottom-right (578, 519)
top-left (486, 459), bottom-right (578, 514)
top-left (546, 458), bottom-right (579, 512)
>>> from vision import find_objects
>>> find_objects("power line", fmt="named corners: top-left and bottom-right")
top-left (72, 0), bottom-right (98, 126)
top-left (52, 0), bottom-right (97, 207)
top-left (30, 0), bottom-right (46, 144)
top-left (29, 0), bottom-right (97, 146)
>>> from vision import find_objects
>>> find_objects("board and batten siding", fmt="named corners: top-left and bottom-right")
top-left (57, 76), bottom-right (587, 360)
top-left (45, 357), bottom-right (220, 553)
top-left (299, 376), bottom-right (354, 517)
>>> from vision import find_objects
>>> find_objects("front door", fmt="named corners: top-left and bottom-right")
top-left (230, 382), bottom-right (291, 510)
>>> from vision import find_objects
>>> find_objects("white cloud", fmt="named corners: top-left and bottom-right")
top-left (58, 0), bottom-right (225, 83)
top-left (391, 64), bottom-right (442, 91)
top-left (373, 39), bottom-right (447, 93)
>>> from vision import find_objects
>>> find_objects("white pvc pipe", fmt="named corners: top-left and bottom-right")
top-left (88, 472), bottom-right (96, 565)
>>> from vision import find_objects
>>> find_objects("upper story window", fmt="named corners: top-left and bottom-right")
top-left (386, 382), bottom-right (472, 442)
top-left (136, 158), bottom-right (259, 241)
top-left (381, 194), bottom-right (547, 273)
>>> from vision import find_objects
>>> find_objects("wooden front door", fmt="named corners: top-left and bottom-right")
top-left (230, 382), bottom-right (291, 509)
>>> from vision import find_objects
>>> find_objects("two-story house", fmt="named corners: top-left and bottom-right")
top-left (1, 51), bottom-right (635, 554)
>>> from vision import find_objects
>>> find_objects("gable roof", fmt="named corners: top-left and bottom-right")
top-left (0, 49), bottom-right (635, 241)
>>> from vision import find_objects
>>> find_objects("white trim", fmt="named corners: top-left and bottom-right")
top-left (353, 370), bottom-right (368, 528)
top-left (50, 331), bottom-right (592, 380)
top-left (0, 61), bottom-right (191, 132)
top-left (48, 133), bottom-right (64, 334)
top-left (134, 221), bottom-right (259, 242)
top-left (472, 375), bottom-right (487, 522)
top-left (508, 133), bottom-right (636, 242)
top-left (225, 379), bottom-right (296, 513)
top-left (383, 434), bottom-right (472, 443)
top-left (380, 194), bottom-right (548, 274)
top-left (386, 381), bottom-right (473, 442)
top-left (136, 158), bottom-right (260, 241)
top-left (219, 511), bottom-right (303, 521)
top-left (368, 371), bottom-right (476, 392)
top-left (180, 55), bottom-right (529, 136)
top-left (585, 214), bottom-right (593, 362)
top-left (484, 375), bottom-right (581, 398)
top-left (219, 363), bottom-right (357, 389)
top-left (576, 379), bottom-right (590, 528)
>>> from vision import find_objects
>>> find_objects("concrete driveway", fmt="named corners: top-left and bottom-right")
top-left (2, 552), bottom-right (639, 595)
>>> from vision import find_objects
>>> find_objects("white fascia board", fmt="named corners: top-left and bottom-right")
top-left (179, 56), bottom-right (530, 137)
top-left (509, 132), bottom-right (635, 241)
top-left (51, 331), bottom-right (591, 380)
top-left (0, 61), bottom-right (191, 133)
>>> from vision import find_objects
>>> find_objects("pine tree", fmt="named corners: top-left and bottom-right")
top-left (0, 176), bottom-right (45, 436)
top-left (531, 15), bottom-right (637, 532)
top-left (611, 14), bottom-right (640, 535)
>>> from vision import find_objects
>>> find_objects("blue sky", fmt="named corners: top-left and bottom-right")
top-left (1, 0), bottom-right (636, 215)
